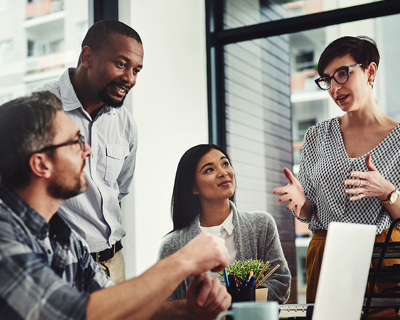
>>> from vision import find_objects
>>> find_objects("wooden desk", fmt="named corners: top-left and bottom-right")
top-left (365, 309), bottom-right (400, 319)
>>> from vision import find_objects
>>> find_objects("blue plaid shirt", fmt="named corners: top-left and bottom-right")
top-left (0, 184), bottom-right (114, 320)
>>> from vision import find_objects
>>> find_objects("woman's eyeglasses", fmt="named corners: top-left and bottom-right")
top-left (315, 64), bottom-right (362, 90)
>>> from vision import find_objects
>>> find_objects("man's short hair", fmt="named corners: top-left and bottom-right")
top-left (78, 19), bottom-right (142, 66)
top-left (0, 91), bottom-right (62, 189)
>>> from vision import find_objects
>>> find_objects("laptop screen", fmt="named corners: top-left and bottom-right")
top-left (312, 222), bottom-right (376, 320)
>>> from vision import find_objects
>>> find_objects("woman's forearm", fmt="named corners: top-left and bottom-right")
top-left (297, 199), bottom-right (313, 220)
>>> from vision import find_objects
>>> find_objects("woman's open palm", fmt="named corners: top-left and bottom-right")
top-left (273, 168), bottom-right (307, 217)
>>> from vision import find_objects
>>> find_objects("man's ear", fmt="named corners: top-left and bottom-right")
top-left (80, 46), bottom-right (93, 68)
top-left (29, 153), bottom-right (52, 179)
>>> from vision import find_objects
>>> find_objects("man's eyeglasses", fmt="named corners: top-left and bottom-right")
top-left (315, 64), bottom-right (362, 90)
top-left (34, 133), bottom-right (86, 153)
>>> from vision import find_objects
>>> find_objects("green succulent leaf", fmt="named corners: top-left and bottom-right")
top-left (219, 259), bottom-right (270, 285)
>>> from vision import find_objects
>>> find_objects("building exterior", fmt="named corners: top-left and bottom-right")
top-left (0, 0), bottom-right (88, 103)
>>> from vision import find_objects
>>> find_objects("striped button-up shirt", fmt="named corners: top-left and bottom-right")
top-left (0, 184), bottom-right (113, 320)
top-left (34, 68), bottom-right (138, 252)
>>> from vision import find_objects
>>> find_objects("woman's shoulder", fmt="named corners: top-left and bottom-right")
top-left (158, 229), bottom-right (186, 256)
top-left (159, 221), bottom-right (200, 256)
top-left (235, 206), bottom-right (276, 227)
top-left (159, 231), bottom-right (178, 250)
top-left (304, 117), bottom-right (338, 139)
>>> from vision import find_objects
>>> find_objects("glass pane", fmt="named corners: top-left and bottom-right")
top-left (223, 12), bottom-right (400, 303)
top-left (224, 0), bottom-right (383, 29)
top-left (0, 0), bottom-right (88, 100)
top-left (224, 34), bottom-right (296, 302)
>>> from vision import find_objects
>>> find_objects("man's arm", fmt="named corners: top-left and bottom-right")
top-left (86, 232), bottom-right (230, 320)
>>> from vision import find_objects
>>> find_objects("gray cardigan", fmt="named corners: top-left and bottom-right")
top-left (158, 202), bottom-right (291, 303)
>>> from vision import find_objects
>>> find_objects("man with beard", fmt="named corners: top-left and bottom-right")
top-left (34, 20), bottom-right (144, 283)
top-left (0, 92), bottom-right (231, 320)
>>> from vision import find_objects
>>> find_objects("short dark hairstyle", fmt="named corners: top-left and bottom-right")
top-left (317, 36), bottom-right (380, 76)
top-left (170, 144), bottom-right (236, 233)
top-left (0, 91), bottom-right (62, 189)
top-left (78, 20), bottom-right (142, 66)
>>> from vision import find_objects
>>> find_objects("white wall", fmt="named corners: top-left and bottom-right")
top-left (119, 0), bottom-right (209, 279)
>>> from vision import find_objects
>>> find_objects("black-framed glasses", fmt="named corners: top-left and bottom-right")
top-left (315, 63), bottom-right (362, 90)
top-left (35, 133), bottom-right (86, 153)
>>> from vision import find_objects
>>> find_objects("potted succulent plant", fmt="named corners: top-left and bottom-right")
top-left (219, 259), bottom-right (278, 302)
top-left (219, 259), bottom-right (270, 287)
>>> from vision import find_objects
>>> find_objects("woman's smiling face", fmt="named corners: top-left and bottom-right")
top-left (193, 148), bottom-right (235, 202)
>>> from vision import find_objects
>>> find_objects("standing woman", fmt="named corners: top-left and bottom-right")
top-left (159, 144), bottom-right (291, 303)
top-left (274, 36), bottom-right (400, 303)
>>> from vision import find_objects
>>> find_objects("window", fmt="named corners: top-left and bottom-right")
top-left (0, 39), bottom-right (13, 64)
top-left (297, 119), bottom-right (316, 142)
top-left (27, 40), bottom-right (34, 57)
top-left (295, 51), bottom-right (314, 72)
top-left (207, 0), bottom-right (400, 304)
top-left (50, 39), bottom-right (64, 53)
top-left (76, 21), bottom-right (88, 49)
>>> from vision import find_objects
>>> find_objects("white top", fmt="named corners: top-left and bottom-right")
top-left (199, 209), bottom-right (237, 277)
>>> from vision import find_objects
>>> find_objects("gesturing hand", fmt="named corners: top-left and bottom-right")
top-left (343, 153), bottom-right (394, 201)
top-left (273, 167), bottom-right (307, 217)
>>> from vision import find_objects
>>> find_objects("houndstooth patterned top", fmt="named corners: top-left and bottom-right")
top-left (298, 117), bottom-right (400, 234)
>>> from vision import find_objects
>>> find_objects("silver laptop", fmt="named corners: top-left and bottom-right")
top-left (312, 222), bottom-right (376, 320)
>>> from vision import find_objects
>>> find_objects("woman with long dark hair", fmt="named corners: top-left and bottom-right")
top-left (158, 144), bottom-right (291, 303)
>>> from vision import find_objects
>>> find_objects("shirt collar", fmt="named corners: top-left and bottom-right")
top-left (199, 208), bottom-right (234, 236)
top-left (0, 183), bottom-right (71, 241)
top-left (60, 68), bottom-right (112, 115)
top-left (221, 208), bottom-right (234, 235)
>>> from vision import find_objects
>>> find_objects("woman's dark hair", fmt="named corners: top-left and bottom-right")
top-left (170, 144), bottom-right (236, 232)
top-left (317, 36), bottom-right (380, 76)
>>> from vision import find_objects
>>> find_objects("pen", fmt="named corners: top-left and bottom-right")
top-left (228, 274), bottom-right (236, 287)
top-left (223, 268), bottom-right (230, 286)
top-left (256, 264), bottom-right (280, 288)
top-left (234, 276), bottom-right (240, 287)
top-left (247, 276), bottom-right (256, 287)
top-left (244, 271), bottom-right (253, 286)
top-left (255, 261), bottom-right (269, 286)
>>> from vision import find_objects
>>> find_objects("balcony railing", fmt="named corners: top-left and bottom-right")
top-left (26, 0), bottom-right (64, 19)
top-left (25, 52), bottom-right (65, 75)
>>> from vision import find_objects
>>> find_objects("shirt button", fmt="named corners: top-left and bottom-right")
top-left (92, 154), bottom-right (95, 158)
top-left (47, 250), bottom-right (52, 254)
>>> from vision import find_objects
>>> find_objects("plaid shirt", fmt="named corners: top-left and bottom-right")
top-left (0, 184), bottom-right (114, 320)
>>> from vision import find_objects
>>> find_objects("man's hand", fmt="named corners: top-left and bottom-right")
top-left (186, 274), bottom-right (231, 320)
top-left (176, 232), bottom-right (230, 276)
